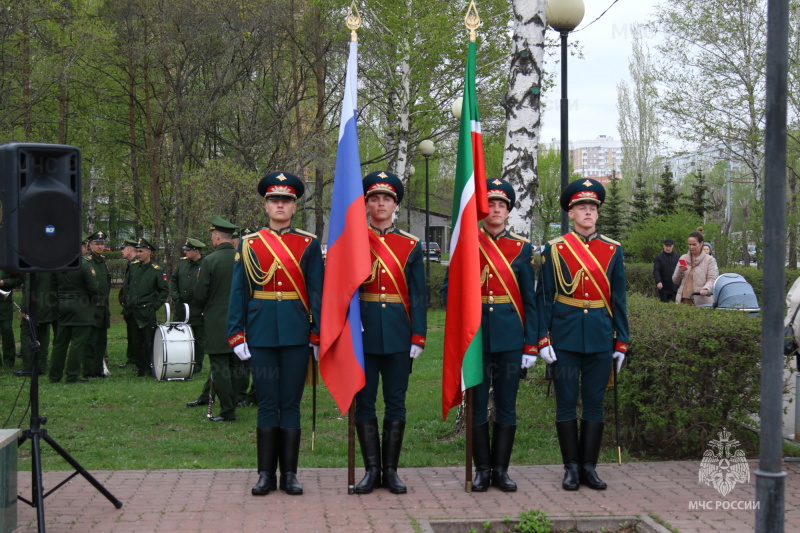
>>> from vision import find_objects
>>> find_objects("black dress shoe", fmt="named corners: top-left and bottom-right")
top-left (12, 370), bottom-right (32, 377)
top-left (209, 416), bottom-right (235, 422)
top-left (236, 400), bottom-right (253, 408)
top-left (186, 399), bottom-right (206, 408)
top-left (117, 363), bottom-right (128, 368)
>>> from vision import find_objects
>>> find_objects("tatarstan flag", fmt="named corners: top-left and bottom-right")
top-left (441, 40), bottom-right (489, 420)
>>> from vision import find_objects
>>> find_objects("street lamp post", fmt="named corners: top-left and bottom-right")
top-left (419, 139), bottom-right (436, 284)
top-left (546, 0), bottom-right (584, 234)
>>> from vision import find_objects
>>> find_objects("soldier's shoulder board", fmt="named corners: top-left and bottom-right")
top-left (294, 228), bottom-right (317, 239)
top-left (548, 236), bottom-right (564, 246)
top-left (244, 230), bottom-right (260, 239)
top-left (509, 232), bottom-right (530, 243)
top-left (83, 254), bottom-right (92, 261)
top-left (180, 256), bottom-right (188, 261)
top-left (397, 229), bottom-right (419, 241)
top-left (599, 235), bottom-right (621, 246)
top-left (152, 263), bottom-right (162, 270)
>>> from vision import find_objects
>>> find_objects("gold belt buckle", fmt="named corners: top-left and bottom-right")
top-left (583, 300), bottom-right (590, 308)
top-left (379, 293), bottom-right (387, 303)
top-left (276, 291), bottom-right (283, 301)
top-left (488, 296), bottom-right (495, 304)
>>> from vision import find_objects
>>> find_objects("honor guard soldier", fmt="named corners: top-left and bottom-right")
top-left (227, 172), bottom-right (324, 496)
top-left (354, 171), bottom-right (427, 495)
top-left (451, 178), bottom-right (538, 493)
top-left (118, 238), bottom-right (140, 369)
top-left (48, 246), bottom-right (100, 383)
top-left (126, 238), bottom-right (169, 377)
top-left (84, 231), bottom-right (112, 378)
top-left (536, 179), bottom-right (629, 491)
top-left (194, 220), bottom-right (240, 421)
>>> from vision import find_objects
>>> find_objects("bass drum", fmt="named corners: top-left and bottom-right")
top-left (152, 323), bottom-right (195, 381)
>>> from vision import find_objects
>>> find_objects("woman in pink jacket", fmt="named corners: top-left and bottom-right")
top-left (672, 228), bottom-right (718, 306)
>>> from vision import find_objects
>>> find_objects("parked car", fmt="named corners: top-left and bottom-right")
top-left (421, 242), bottom-right (442, 262)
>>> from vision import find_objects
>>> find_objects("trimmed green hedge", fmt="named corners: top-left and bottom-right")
top-left (616, 293), bottom-right (771, 458)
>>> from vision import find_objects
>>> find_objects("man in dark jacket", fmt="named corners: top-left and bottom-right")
top-left (653, 238), bottom-right (679, 303)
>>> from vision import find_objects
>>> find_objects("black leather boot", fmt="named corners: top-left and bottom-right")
top-left (252, 427), bottom-right (278, 495)
top-left (490, 422), bottom-right (517, 492)
top-left (579, 420), bottom-right (607, 490)
top-left (355, 419), bottom-right (381, 494)
top-left (471, 423), bottom-right (491, 492)
top-left (556, 419), bottom-right (580, 491)
top-left (278, 428), bottom-right (303, 495)
top-left (382, 419), bottom-right (407, 494)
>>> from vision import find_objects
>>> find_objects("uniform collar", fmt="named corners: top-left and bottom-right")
top-left (267, 226), bottom-right (292, 235)
top-left (369, 224), bottom-right (396, 235)
top-left (572, 230), bottom-right (598, 242)
top-left (481, 226), bottom-right (507, 241)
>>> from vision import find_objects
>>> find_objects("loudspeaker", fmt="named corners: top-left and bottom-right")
top-left (0, 143), bottom-right (82, 272)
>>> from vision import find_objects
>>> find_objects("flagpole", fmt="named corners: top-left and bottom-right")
top-left (462, 0), bottom-right (481, 495)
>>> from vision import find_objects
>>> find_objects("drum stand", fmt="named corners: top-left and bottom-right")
top-left (16, 273), bottom-right (123, 533)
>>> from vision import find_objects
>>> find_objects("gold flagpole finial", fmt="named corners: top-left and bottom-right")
top-left (346, 1), bottom-right (362, 42)
top-left (465, 0), bottom-right (481, 42)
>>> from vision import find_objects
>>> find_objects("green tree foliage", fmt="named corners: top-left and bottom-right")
top-left (598, 174), bottom-right (626, 241)
top-left (654, 165), bottom-right (679, 217)
top-left (629, 173), bottom-right (651, 224)
top-left (623, 210), bottom-right (703, 263)
top-left (681, 168), bottom-right (712, 219)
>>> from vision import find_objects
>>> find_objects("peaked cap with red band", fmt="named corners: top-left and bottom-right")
top-left (363, 171), bottom-right (404, 203)
top-left (258, 171), bottom-right (305, 200)
top-left (560, 178), bottom-right (606, 211)
top-left (486, 178), bottom-right (516, 211)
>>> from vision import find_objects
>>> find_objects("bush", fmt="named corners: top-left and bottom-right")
top-left (426, 261), bottom-right (448, 309)
top-left (616, 294), bottom-right (772, 458)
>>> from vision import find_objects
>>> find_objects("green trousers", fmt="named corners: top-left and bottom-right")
top-left (49, 325), bottom-right (92, 383)
top-left (20, 320), bottom-right (52, 373)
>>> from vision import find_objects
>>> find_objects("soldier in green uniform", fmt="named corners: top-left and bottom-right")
top-left (171, 238), bottom-right (206, 370)
top-left (83, 231), bottom-right (112, 378)
top-left (0, 268), bottom-right (23, 369)
top-left (194, 219), bottom-right (240, 421)
top-left (228, 171), bottom-right (324, 496)
top-left (126, 238), bottom-right (169, 377)
top-left (453, 178), bottom-right (538, 493)
top-left (49, 253), bottom-right (100, 383)
top-left (15, 273), bottom-right (58, 376)
top-left (536, 178), bottom-right (629, 491)
top-left (118, 238), bottom-right (139, 369)
top-left (353, 171), bottom-right (427, 495)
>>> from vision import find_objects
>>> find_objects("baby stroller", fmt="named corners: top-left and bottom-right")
top-left (695, 273), bottom-right (760, 316)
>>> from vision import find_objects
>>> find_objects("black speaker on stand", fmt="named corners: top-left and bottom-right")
top-left (0, 143), bottom-right (122, 533)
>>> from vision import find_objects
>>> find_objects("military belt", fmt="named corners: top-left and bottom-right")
top-left (360, 292), bottom-right (403, 303)
top-left (556, 294), bottom-right (605, 309)
top-left (481, 295), bottom-right (512, 304)
top-left (253, 290), bottom-right (299, 302)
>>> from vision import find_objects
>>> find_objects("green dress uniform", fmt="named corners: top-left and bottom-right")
top-left (194, 233), bottom-right (238, 421)
top-left (352, 171), bottom-right (427, 496)
top-left (125, 239), bottom-right (169, 377)
top-left (227, 172), bottom-right (323, 497)
top-left (170, 242), bottom-right (205, 372)
top-left (536, 178), bottom-right (630, 491)
top-left (18, 273), bottom-right (58, 375)
top-left (84, 244), bottom-right (111, 377)
top-left (0, 268), bottom-right (23, 368)
top-left (118, 238), bottom-right (139, 368)
top-left (49, 257), bottom-right (100, 383)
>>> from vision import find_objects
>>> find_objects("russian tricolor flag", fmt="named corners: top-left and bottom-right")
top-left (319, 40), bottom-right (370, 415)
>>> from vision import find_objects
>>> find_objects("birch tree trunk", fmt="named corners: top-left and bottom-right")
top-left (502, 0), bottom-right (547, 237)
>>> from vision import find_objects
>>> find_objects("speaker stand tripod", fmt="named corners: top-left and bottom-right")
top-left (16, 273), bottom-right (122, 533)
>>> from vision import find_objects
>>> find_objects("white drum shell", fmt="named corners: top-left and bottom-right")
top-left (152, 323), bottom-right (195, 381)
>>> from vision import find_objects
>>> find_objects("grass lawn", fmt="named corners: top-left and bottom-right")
top-left (1, 299), bottom-right (636, 472)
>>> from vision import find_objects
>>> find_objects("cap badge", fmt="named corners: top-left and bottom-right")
top-left (582, 180), bottom-right (593, 187)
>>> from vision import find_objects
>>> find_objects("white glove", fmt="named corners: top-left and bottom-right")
top-left (540, 345), bottom-right (557, 365)
top-left (310, 343), bottom-right (319, 361)
top-left (410, 345), bottom-right (423, 359)
top-left (612, 351), bottom-right (625, 374)
top-left (233, 342), bottom-right (252, 361)
top-left (521, 354), bottom-right (537, 369)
